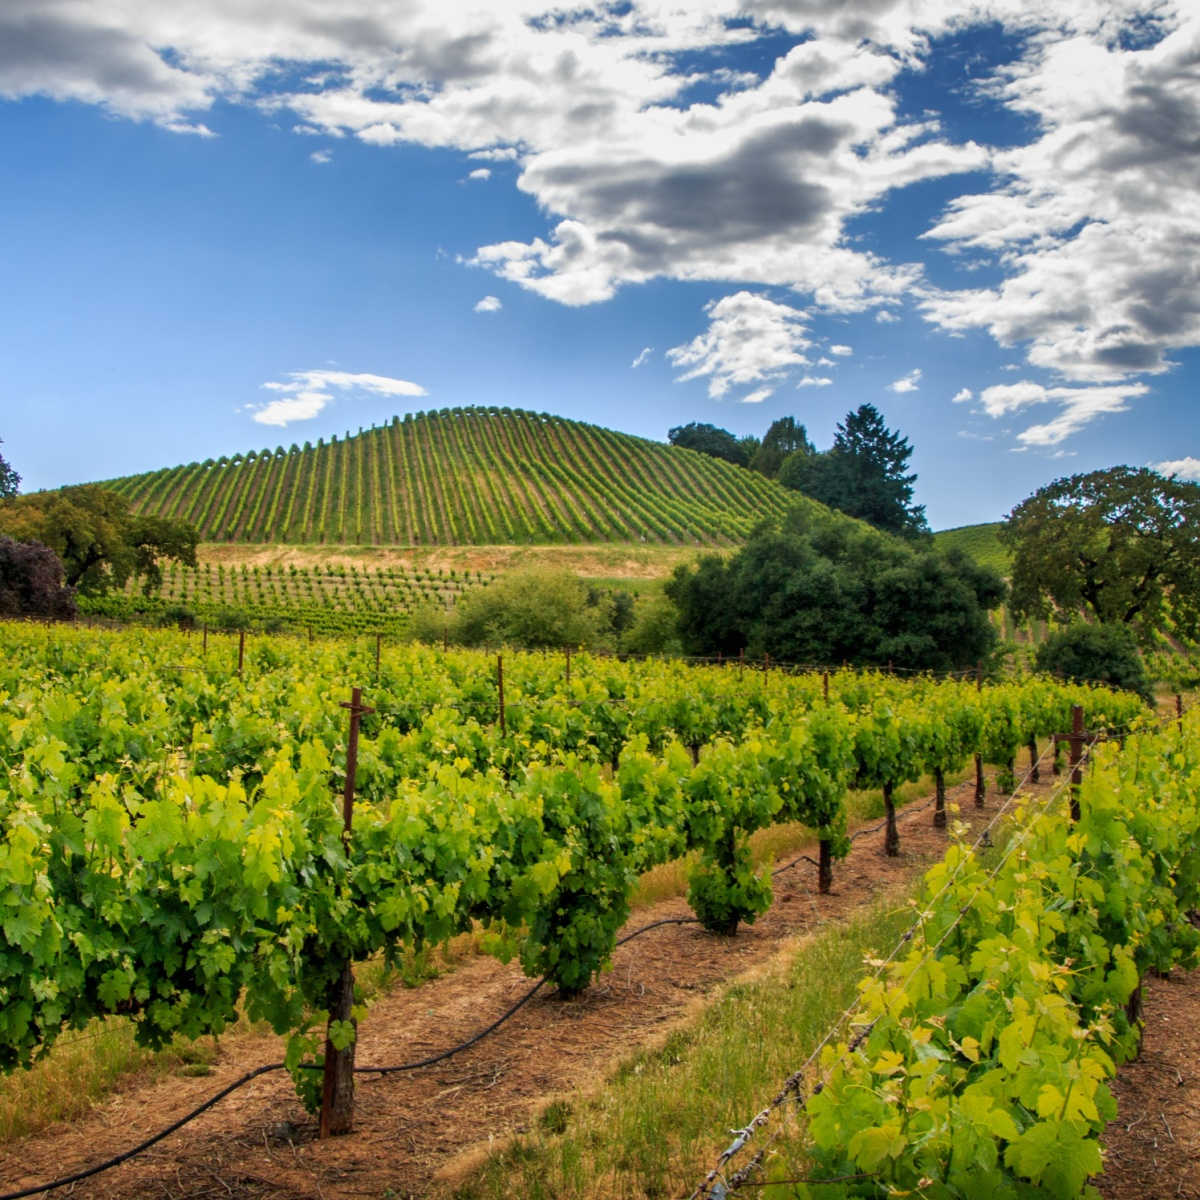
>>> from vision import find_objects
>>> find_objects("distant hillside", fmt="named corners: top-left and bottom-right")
top-left (99, 407), bottom-right (798, 546)
top-left (934, 521), bottom-right (1010, 574)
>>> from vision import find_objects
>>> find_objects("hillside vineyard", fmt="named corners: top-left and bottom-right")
top-left (99, 408), bottom-right (796, 545)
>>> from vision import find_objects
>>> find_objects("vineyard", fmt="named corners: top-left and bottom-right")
top-left (0, 618), bottom-right (1150, 1181)
top-left (94, 408), bottom-right (797, 546)
top-left (78, 560), bottom-right (494, 636)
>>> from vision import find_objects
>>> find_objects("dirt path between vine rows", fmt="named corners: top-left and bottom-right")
top-left (1, 772), bottom-right (1191, 1200)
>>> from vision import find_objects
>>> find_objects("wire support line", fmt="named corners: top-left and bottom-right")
top-left (0, 915), bottom-right (701, 1200)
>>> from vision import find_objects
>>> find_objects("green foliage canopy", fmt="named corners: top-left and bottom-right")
top-left (779, 404), bottom-right (927, 538)
top-left (667, 421), bottom-right (748, 466)
top-left (0, 440), bottom-right (18, 500)
top-left (1034, 622), bottom-right (1152, 702)
top-left (0, 485), bottom-right (199, 596)
top-left (1003, 466), bottom-right (1200, 644)
top-left (750, 416), bottom-right (814, 477)
top-left (666, 506), bottom-right (1004, 671)
top-left (450, 568), bottom-right (610, 649)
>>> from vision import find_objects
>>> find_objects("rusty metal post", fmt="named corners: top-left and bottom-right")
top-left (497, 653), bottom-right (506, 735)
top-left (237, 629), bottom-right (245, 677)
top-left (320, 687), bottom-right (374, 1139)
top-left (1069, 704), bottom-right (1083, 822)
top-left (974, 662), bottom-right (985, 807)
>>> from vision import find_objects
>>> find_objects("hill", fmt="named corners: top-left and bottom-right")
top-left (98, 407), bottom-right (796, 546)
top-left (934, 521), bottom-right (1009, 574)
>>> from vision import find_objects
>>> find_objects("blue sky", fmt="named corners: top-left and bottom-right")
top-left (2, 1), bottom-right (1198, 530)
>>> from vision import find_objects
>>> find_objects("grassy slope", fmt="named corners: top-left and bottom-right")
top-left (98, 407), bottom-right (799, 548)
top-left (934, 520), bottom-right (1009, 575)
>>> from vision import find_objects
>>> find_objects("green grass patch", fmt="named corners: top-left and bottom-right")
top-left (443, 898), bottom-right (918, 1200)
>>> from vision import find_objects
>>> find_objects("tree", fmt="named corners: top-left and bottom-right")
top-left (1034, 622), bottom-right (1151, 703)
top-left (0, 538), bottom-right (75, 619)
top-left (1002, 466), bottom-right (1200, 645)
top-left (0, 439), bottom-right (18, 499)
top-left (667, 422), bottom-right (748, 467)
top-left (0, 485), bottom-right (198, 595)
top-left (778, 404), bottom-right (927, 538)
top-left (665, 507), bottom-right (1003, 671)
top-left (750, 416), bottom-right (814, 477)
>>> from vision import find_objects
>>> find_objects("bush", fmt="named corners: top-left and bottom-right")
top-left (451, 569), bottom-right (608, 650)
top-left (0, 537), bottom-right (76, 619)
top-left (1034, 621), bottom-right (1152, 702)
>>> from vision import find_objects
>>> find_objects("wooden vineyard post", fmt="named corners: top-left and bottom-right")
top-left (202, 622), bottom-right (208, 657)
top-left (1068, 704), bottom-right (1084, 823)
top-left (933, 766), bottom-right (946, 829)
top-left (822, 670), bottom-right (830, 703)
top-left (320, 686), bottom-right (375, 1139)
top-left (1178, 693), bottom-right (1185, 733)
top-left (497, 653), bottom-right (506, 735)
top-left (883, 781), bottom-right (899, 857)
top-left (237, 629), bottom-right (245, 677)
top-left (974, 663), bottom-right (985, 808)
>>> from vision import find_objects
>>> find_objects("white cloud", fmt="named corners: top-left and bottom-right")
top-left (952, 387), bottom-right (973, 403)
top-left (830, 344), bottom-right (852, 356)
top-left (1153, 456), bottom-right (1200, 481)
top-left (2, 0), bottom-right (1198, 406)
top-left (631, 346), bottom-right (653, 369)
top-left (977, 379), bottom-right (1147, 446)
top-left (474, 295), bottom-right (502, 313)
top-left (466, 167), bottom-right (491, 181)
top-left (797, 375), bottom-right (833, 387)
top-left (253, 369), bottom-right (426, 426)
top-left (666, 291), bottom-right (810, 399)
top-left (310, 148), bottom-right (332, 165)
top-left (888, 368), bottom-right (922, 393)
top-left (741, 387), bottom-right (773, 404)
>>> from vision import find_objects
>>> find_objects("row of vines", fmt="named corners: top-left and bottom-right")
top-left (696, 708), bottom-right (1200, 1198)
top-left (0, 622), bottom-right (1145, 1128)
top-left (77, 560), bottom-right (493, 636)
top-left (100, 408), bottom-right (795, 546)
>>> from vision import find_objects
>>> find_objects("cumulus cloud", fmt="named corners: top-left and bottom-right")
top-left (741, 387), bottom-right (773, 403)
top-left (466, 167), bottom-right (491, 181)
top-left (253, 369), bottom-right (427, 426)
top-left (2, 0), bottom-right (1198, 417)
top-left (888, 368), bottom-right (922, 393)
top-left (797, 375), bottom-right (833, 387)
top-left (474, 295), bottom-right (502, 313)
top-left (920, 7), bottom-right (1200, 384)
top-left (310, 148), bottom-right (332, 164)
top-left (1155, 456), bottom-right (1200, 480)
top-left (952, 387), bottom-right (973, 403)
top-left (978, 379), bottom-right (1148, 445)
top-left (830, 344), bottom-right (852, 356)
top-left (666, 291), bottom-right (810, 398)
top-left (631, 346), bottom-right (653, 368)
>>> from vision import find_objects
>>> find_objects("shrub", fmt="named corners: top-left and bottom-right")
top-left (1034, 621), bottom-right (1152, 702)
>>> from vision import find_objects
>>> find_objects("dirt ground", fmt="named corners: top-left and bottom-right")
top-left (0, 775), bottom-right (1193, 1200)
top-left (1100, 968), bottom-right (1200, 1199)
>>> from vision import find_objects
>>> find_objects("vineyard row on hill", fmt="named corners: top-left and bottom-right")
top-left (0, 622), bottom-right (1145, 1120)
top-left (99, 407), bottom-right (795, 546)
top-left (78, 559), bottom-right (494, 636)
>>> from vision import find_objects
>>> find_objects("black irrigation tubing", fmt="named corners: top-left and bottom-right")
top-left (0, 915), bottom-right (702, 1200)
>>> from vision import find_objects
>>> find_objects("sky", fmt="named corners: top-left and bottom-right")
top-left (1, 1), bottom-right (1198, 531)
